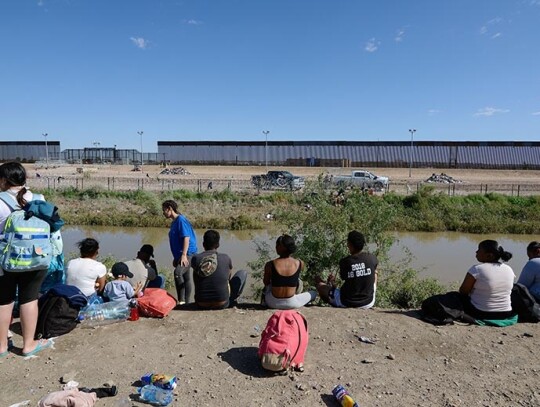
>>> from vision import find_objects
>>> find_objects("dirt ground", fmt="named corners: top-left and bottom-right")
top-left (2, 304), bottom-right (539, 407)
top-left (30, 163), bottom-right (540, 185)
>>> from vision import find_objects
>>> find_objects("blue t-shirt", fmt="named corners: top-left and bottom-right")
top-left (168, 214), bottom-right (198, 262)
top-left (518, 258), bottom-right (540, 301)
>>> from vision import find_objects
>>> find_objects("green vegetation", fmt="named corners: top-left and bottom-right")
top-left (41, 185), bottom-right (540, 234)
top-left (249, 181), bottom-right (449, 308)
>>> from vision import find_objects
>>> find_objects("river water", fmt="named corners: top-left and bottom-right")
top-left (61, 226), bottom-right (536, 285)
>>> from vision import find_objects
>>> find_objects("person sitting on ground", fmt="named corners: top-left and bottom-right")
top-left (125, 244), bottom-right (158, 290)
top-left (66, 238), bottom-right (107, 298)
top-left (191, 230), bottom-right (247, 309)
top-left (316, 230), bottom-right (377, 309)
top-left (262, 235), bottom-right (317, 309)
top-left (517, 241), bottom-right (540, 303)
top-left (459, 240), bottom-right (516, 322)
top-left (103, 262), bottom-right (142, 304)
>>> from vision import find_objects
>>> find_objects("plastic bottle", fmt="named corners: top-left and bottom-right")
top-left (138, 384), bottom-right (173, 406)
top-left (78, 302), bottom-right (130, 328)
top-left (332, 384), bottom-right (359, 407)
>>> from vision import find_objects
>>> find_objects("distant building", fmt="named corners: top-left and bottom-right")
top-left (0, 141), bottom-right (61, 162)
top-left (157, 140), bottom-right (540, 169)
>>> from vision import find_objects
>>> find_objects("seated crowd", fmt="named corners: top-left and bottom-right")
top-left (1, 198), bottom-right (539, 359)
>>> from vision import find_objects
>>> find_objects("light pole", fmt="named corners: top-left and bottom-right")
top-left (408, 129), bottom-right (416, 178)
top-left (137, 131), bottom-right (144, 173)
top-left (263, 130), bottom-right (270, 171)
top-left (92, 141), bottom-right (101, 163)
top-left (42, 133), bottom-right (49, 168)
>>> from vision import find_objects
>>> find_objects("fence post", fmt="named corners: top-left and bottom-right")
top-left (517, 184), bottom-right (520, 197)
top-left (81, 178), bottom-right (84, 190)
top-left (107, 177), bottom-right (110, 191)
top-left (453, 184), bottom-right (456, 196)
top-left (511, 184), bottom-right (514, 196)
top-left (113, 177), bottom-right (115, 191)
top-left (228, 180), bottom-right (231, 190)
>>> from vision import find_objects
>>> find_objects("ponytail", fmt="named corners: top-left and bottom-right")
top-left (16, 187), bottom-right (27, 208)
top-left (498, 246), bottom-right (512, 262)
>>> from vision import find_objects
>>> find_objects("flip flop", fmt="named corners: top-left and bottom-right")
top-left (22, 339), bottom-right (52, 357)
top-left (0, 350), bottom-right (8, 358)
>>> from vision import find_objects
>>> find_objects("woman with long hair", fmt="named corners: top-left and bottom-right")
top-left (0, 162), bottom-right (52, 357)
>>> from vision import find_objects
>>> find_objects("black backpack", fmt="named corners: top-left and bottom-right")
top-left (35, 284), bottom-right (88, 339)
top-left (421, 291), bottom-right (469, 325)
top-left (511, 283), bottom-right (540, 323)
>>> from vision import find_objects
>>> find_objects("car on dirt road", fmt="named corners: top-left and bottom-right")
top-left (330, 170), bottom-right (389, 190)
top-left (251, 170), bottom-right (305, 190)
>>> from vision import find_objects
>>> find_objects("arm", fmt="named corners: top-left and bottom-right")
top-left (517, 263), bottom-right (535, 287)
top-left (459, 273), bottom-right (476, 296)
top-left (95, 275), bottom-right (107, 293)
top-left (263, 261), bottom-right (272, 286)
top-left (133, 281), bottom-right (143, 297)
top-left (180, 236), bottom-right (190, 266)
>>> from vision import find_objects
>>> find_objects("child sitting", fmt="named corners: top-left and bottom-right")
top-left (103, 262), bottom-right (142, 304)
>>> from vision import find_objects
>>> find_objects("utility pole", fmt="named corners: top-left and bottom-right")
top-left (42, 133), bottom-right (49, 168)
top-left (408, 129), bottom-right (416, 178)
top-left (263, 130), bottom-right (270, 171)
top-left (137, 131), bottom-right (144, 173)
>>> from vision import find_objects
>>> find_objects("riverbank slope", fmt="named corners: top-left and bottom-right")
top-left (2, 304), bottom-right (539, 406)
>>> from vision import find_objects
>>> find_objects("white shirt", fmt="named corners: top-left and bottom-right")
top-left (0, 188), bottom-right (40, 231)
top-left (66, 257), bottom-right (107, 296)
top-left (125, 258), bottom-right (156, 289)
top-left (468, 262), bottom-right (515, 312)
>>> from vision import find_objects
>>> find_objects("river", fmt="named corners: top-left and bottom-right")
top-left (61, 226), bottom-right (536, 285)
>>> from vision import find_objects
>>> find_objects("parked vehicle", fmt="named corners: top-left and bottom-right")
top-left (251, 170), bottom-right (305, 190)
top-left (331, 170), bottom-right (389, 190)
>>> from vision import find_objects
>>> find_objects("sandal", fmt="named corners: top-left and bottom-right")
top-left (22, 339), bottom-right (53, 357)
top-left (0, 350), bottom-right (8, 358)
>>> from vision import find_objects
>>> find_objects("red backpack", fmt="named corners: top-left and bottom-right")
top-left (137, 288), bottom-right (177, 318)
top-left (257, 310), bottom-right (308, 372)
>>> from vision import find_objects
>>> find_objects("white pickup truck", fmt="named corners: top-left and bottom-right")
top-left (331, 170), bottom-right (389, 189)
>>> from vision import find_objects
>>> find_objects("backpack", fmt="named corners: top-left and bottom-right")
top-left (421, 291), bottom-right (468, 325)
top-left (0, 192), bottom-right (62, 272)
top-left (257, 310), bottom-right (308, 372)
top-left (511, 283), bottom-right (540, 323)
top-left (137, 288), bottom-right (177, 318)
top-left (35, 284), bottom-right (88, 339)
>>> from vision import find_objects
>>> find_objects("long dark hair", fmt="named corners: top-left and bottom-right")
top-left (479, 239), bottom-right (512, 263)
top-left (0, 162), bottom-right (28, 207)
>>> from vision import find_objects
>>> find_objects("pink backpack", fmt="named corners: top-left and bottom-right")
top-left (257, 310), bottom-right (308, 372)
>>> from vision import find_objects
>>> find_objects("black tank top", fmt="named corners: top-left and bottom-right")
top-left (270, 260), bottom-right (301, 288)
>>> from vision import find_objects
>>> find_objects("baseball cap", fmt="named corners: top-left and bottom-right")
top-left (139, 244), bottom-right (155, 258)
top-left (111, 262), bottom-right (134, 278)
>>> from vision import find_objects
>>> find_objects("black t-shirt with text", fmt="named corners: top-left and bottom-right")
top-left (339, 252), bottom-right (378, 307)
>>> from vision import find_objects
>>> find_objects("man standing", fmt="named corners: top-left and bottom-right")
top-left (191, 230), bottom-right (247, 309)
top-left (162, 200), bottom-right (197, 304)
top-left (316, 230), bottom-right (378, 309)
top-left (125, 244), bottom-right (157, 290)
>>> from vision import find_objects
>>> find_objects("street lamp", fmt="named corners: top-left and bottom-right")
top-left (42, 133), bottom-right (49, 169)
top-left (408, 129), bottom-right (416, 178)
top-left (137, 131), bottom-right (144, 173)
top-left (263, 130), bottom-right (270, 170)
top-left (92, 141), bottom-right (101, 163)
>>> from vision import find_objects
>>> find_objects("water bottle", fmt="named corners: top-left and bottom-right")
top-left (138, 384), bottom-right (173, 406)
top-left (332, 384), bottom-right (359, 407)
top-left (79, 302), bottom-right (130, 328)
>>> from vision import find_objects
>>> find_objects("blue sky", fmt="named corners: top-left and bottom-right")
top-left (1, 0), bottom-right (539, 151)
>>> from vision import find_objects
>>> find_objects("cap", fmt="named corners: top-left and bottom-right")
top-left (139, 244), bottom-right (154, 258)
top-left (111, 262), bottom-right (134, 278)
